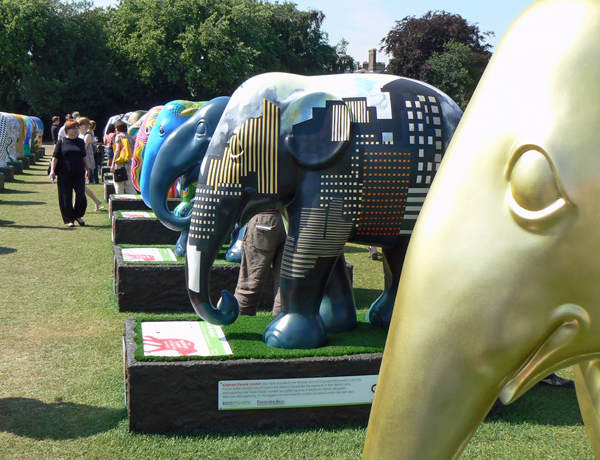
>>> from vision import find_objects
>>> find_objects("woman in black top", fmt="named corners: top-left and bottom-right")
top-left (48, 119), bottom-right (89, 227)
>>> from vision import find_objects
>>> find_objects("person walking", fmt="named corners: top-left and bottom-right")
top-left (111, 121), bottom-right (136, 194)
top-left (77, 117), bottom-right (104, 211)
top-left (48, 119), bottom-right (88, 227)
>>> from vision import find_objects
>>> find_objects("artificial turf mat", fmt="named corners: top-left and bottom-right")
top-left (133, 313), bottom-right (387, 362)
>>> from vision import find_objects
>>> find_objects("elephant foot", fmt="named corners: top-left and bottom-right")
top-left (263, 313), bottom-right (327, 349)
top-left (319, 293), bottom-right (357, 334)
top-left (175, 231), bottom-right (188, 257)
top-left (366, 291), bottom-right (395, 328)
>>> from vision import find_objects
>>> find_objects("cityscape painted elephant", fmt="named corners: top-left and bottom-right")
top-left (184, 72), bottom-right (462, 349)
top-left (363, 1), bottom-right (600, 458)
top-left (139, 100), bottom-right (207, 208)
top-left (148, 97), bottom-right (230, 256)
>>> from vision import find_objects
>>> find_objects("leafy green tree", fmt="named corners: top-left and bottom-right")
top-left (107, 0), bottom-right (354, 101)
top-left (0, 0), bottom-right (55, 112)
top-left (424, 40), bottom-right (480, 110)
top-left (380, 10), bottom-right (492, 106)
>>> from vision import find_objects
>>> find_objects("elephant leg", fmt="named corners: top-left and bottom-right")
top-left (319, 253), bottom-right (357, 334)
top-left (574, 359), bottom-right (600, 458)
top-left (366, 238), bottom-right (410, 328)
top-left (263, 256), bottom-right (339, 349)
top-left (175, 230), bottom-right (188, 257)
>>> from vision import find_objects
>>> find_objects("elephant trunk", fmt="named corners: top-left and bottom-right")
top-left (148, 159), bottom-right (193, 233)
top-left (185, 212), bottom-right (239, 326)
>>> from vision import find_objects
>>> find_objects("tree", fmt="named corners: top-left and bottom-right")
top-left (107, 0), bottom-right (355, 101)
top-left (424, 40), bottom-right (479, 110)
top-left (380, 10), bottom-right (492, 106)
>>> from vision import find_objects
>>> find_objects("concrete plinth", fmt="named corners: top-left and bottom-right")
top-left (0, 172), bottom-right (4, 190)
top-left (104, 181), bottom-right (115, 202)
top-left (113, 245), bottom-right (275, 312)
top-left (124, 318), bottom-right (382, 434)
top-left (109, 195), bottom-right (179, 214)
top-left (0, 166), bottom-right (14, 182)
top-left (112, 211), bottom-right (179, 245)
top-left (8, 161), bottom-right (23, 174)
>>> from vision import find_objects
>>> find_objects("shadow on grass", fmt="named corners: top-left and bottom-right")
top-left (497, 384), bottom-right (582, 427)
top-left (0, 398), bottom-right (126, 439)
top-left (0, 201), bottom-right (47, 206)
top-left (1, 223), bottom-right (74, 230)
top-left (344, 245), bottom-right (369, 254)
top-left (0, 247), bottom-right (17, 255)
top-left (0, 188), bottom-right (38, 194)
top-left (353, 288), bottom-right (381, 308)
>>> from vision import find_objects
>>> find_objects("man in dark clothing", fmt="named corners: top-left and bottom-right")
top-left (51, 116), bottom-right (60, 144)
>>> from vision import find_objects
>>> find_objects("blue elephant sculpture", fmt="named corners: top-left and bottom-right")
top-left (181, 72), bottom-right (462, 349)
top-left (148, 97), bottom-right (230, 256)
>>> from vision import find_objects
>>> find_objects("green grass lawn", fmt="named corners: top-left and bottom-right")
top-left (0, 145), bottom-right (594, 459)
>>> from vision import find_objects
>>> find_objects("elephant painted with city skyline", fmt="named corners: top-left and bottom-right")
top-left (184, 72), bottom-right (462, 349)
top-left (363, 1), bottom-right (600, 459)
top-left (148, 97), bottom-right (230, 256)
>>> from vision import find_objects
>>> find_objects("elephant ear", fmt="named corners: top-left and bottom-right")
top-left (283, 91), bottom-right (352, 170)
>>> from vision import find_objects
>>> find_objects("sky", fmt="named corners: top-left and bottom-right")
top-left (91, 0), bottom-right (534, 64)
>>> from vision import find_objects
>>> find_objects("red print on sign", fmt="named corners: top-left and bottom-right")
top-left (126, 254), bottom-right (156, 261)
top-left (143, 336), bottom-right (198, 356)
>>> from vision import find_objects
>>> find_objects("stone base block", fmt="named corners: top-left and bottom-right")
top-left (113, 245), bottom-right (275, 312)
top-left (112, 211), bottom-right (179, 245)
top-left (101, 166), bottom-right (111, 182)
top-left (36, 148), bottom-right (45, 160)
top-left (0, 172), bottom-right (4, 190)
top-left (8, 161), bottom-right (23, 174)
top-left (26, 153), bottom-right (36, 165)
top-left (109, 195), bottom-right (179, 214)
top-left (0, 166), bottom-right (13, 182)
top-left (20, 156), bottom-right (30, 169)
top-left (104, 181), bottom-right (115, 202)
top-left (124, 318), bottom-right (381, 433)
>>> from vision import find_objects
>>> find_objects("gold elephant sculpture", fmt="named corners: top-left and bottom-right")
top-left (364, 0), bottom-right (600, 458)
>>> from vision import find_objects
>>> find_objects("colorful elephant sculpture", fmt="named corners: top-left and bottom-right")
top-left (0, 113), bottom-right (21, 166)
top-left (131, 106), bottom-right (163, 192)
top-left (148, 97), bottom-right (230, 256)
top-left (182, 72), bottom-right (462, 349)
top-left (139, 100), bottom-right (207, 209)
top-left (363, 0), bottom-right (600, 458)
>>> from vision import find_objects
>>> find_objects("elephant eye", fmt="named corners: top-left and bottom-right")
top-left (507, 147), bottom-right (571, 232)
top-left (195, 121), bottom-right (207, 139)
top-left (159, 125), bottom-right (165, 136)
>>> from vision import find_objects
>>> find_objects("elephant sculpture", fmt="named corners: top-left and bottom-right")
top-left (183, 72), bottom-right (462, 349)
top-left (148, 97), bottom-right (230, 256)
top-left (13, 114), bottom-right (27, 159)
top-left (363, 0), bottom-right (600, 458)
top-left (131, 106), bottom-right (163, 192)
top-left (31, 116), bottom-right (43, 150)
top-left (0, 113), bottom-right (20, 166)
top-left (140, 100), bottom-right (207, 209)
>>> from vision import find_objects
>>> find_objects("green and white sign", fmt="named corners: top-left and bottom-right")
top-left (121, 247), bottom-right (176, 262)
top-left (218, 375), bottom-right (378, 410)
top-left (120, 211), bottom-right (156, 218)
top-left (141, 321), bottom-right (232, 357)
top-left (113, 194), bottom-right (142, 200)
